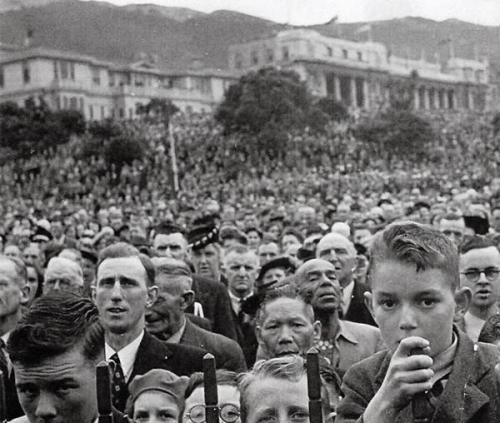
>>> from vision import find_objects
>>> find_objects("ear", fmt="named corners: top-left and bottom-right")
top-left (146, 285), bottom-right (159, 308)
top-left (312, 320), bottom-right (322, 341)
top-left (19, 283), bottom-right (31, 306)
top-left (181, 290), bottom-right (195, 310)
top-left (454, 287), bottom-right (471, 320)
top-left (255, 325), bottom-right (263, 346)
top-left (364, 292), bottom-right (376, 321)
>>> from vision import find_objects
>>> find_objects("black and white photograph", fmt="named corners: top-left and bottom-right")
top-left (1, 0), bottom-right (500, 422)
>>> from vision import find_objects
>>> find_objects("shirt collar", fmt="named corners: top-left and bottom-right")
top-left (105, 330), bottom-right (144, 382)
top-left (335, 320), bottom-right (359, 345)
top-left (228, 290), bottom-right (250, 313)
top-left (1, 332), bottom-right (10, 344)
top-left (166, 317), bottom-right (187, 344)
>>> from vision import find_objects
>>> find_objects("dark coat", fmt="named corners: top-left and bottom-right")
top-left (180, 318), bottom-right (247, 372)
top-left (186, 275), bottom-right (238, 341)
top-left (1, 357), bottom-right (23, 420)
top-left (337, 329), bottom-right (500, 423)
top-left (187, 313), bottom-right (213, 331)
top-left (230, 308), bottom-right (258, 368)
top-left (113, 331), bottom-right (206, 412)
top-left (343, 280), bottom-right (376, 327)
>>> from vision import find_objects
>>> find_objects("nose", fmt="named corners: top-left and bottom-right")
top-left (164, 247), bottom-right (174, 258)
top-left (52, 280), bottom-right (61, 291)
top-left (398, 304), bottom-right (418, 332)
top-left (477, 271), bottom-right (489, 284)
top-left (35, 392), bottom-right (57, 420)
top-left (237, 265), bottom-right (246, 276)
top-left (278, 325), bottom-right (294, 344)
top-left (110, 280), bottom-right (123, 300)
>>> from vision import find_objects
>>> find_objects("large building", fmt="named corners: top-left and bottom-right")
top-left (0, 43), bottom-right (237, 120)
top-left (228, 29), bottom-right (495, 112)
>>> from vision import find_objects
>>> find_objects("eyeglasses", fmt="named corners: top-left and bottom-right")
top-left (461, 267), bottom-right (500, 283)
top-left (186, 404), bottom-right (240, 423)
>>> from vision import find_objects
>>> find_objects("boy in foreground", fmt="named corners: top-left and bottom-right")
top-left (336, 221), bottom-right (500, 423)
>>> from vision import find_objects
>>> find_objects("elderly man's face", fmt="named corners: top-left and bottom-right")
top-left (146, 274), bottom-right (189, 339)
top-left (316, 236), bottom-right (356, 287)
top-left (15, 348), bottom-right (98, 423)
top-left (257, 243), bottom-right (279, 266)
top-left (439, 219), bottom-right (465, 246)
top-left (23, 245), bottom-right (42, 267)
top-left (225, 252), bottom-right (259, 299)
top-left (257, 297), bottom-right (319, 358)
top-left (154, 233), bottom-right (187, 260)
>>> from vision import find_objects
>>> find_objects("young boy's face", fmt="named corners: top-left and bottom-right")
top-left (366, 260), bottom-right (458, 357)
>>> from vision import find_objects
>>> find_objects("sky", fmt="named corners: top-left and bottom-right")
top-left (82, 0), bottom-right (500, 26)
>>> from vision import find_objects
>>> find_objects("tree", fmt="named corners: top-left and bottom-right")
top-left (104, 135), bottom-right (144, 169)
top-left (216, 67), bottom-right (329, 137)
top-left (356, 108), bottom-right (434, 161)
top-left (315, 96), bottom-right (349, 122)
top-left (136, 97), bottom-right (179, 125)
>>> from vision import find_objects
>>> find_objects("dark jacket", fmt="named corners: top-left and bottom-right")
top-left (1, 357), bottom-right (23, 420)
top-left (343, 280), bottom-right (376, 327)
top-left (186, 275), bottom-right (238, 341)
top-left (230, 308), bottom-right (258, 368)
top-left (180, 318), bottom-right (247, 372)
top-left (337, 329), bottom-right (500, 423)
top-left (113, 331), bottom-right (206, 412)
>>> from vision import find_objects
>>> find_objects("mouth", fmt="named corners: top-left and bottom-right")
top-left (107, 307), bottom-right (127, 314)
top-left (276, 350), bottom-right (298, 357)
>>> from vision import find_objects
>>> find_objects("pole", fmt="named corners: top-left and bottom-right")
top-left (0, 371), bottom-right (6, 423)
top-left (203, 353), bottom-right (219, 423)
top-left (168, 122), bottom-right (179, 195)
top-left (306, 348), bottom-right (323, 423)
top-left (96, 361), bottom-right (114, 423)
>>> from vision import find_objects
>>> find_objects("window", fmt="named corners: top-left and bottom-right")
top-left (63, 96), bottom-right (68, 109)
top-left (282, 46), bottom-right (289, 61)
top-left (89, 105), bottom-right (93, 119)
top-left (129, 108), bottom-right (133, 118)
top-left (342, 49), bottom-right (348, 59)
top-left (55, 96), bottom-right (61, 110)
top-left (70, 62), bottom-right (75, 80)
top-left (357, 51), bottom-right (363, 61)
top-left (69, 97), bottom-right (78, 110)
top-left (266, 48), bottom-right (274, 63)
top-left (119, 108), bottom-right (124, 118)
top-left (251, 51), bottom-right (259, 65)
top-left (79, 97), bottom-right (84, 111)
top-left (101, 106), bottom-right (105, 119)
top-left (92, 67), bottom-right (101, 85)
top-left (22, 62), bottom-right (30, 84)
top-left (326, 47), bottom-right (333, 57)
top-left (109, 73), bottom-right (115, 87)
top-left (234, 53), bottom-right (243, 69)
top-left (53, 61), bottom-right (58, 80)
top-left (0, 66), bottom-right (3, 88)
top-left (60, 61), bottom-right (69, 79)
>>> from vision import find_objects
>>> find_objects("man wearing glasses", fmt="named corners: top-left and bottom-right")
top-left (458, 236), bottom-right (500, 341)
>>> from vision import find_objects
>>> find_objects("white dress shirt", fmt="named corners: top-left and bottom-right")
top-left (341, 280), bottom-right (355, 316)
top-left (105, 330), bottom-right (144, 382)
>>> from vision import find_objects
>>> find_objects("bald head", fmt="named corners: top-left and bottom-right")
top-left (296, 259), bottom-right (336, 287)
top-left (151, 256), bottom-right (193, 293)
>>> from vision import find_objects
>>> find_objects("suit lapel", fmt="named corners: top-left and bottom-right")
top-left (128, 331), bottom-right (174, 384)
top-left (181, 319), bottom-right (205, 350)
top-left (433, 333), bottom-right (490, 422)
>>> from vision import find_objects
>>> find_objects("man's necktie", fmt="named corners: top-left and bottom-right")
top-left (109, 353), bottom-right (127, 412)
top-left (0, 338), bottom-right (11, 377)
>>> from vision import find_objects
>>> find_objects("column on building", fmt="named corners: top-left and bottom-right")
top-left (423, 86), bottom-right (430, 110)
top-left (362, 78), bottom-right (369, 109)
top-left (334, 75), bottom-right (341, 102)
top-left (350, 77), bottom-right (357, 107)
top-left (443, 88), bottom-right (449, 109)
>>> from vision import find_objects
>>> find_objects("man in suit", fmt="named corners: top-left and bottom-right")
top-left (7, 292), bottom-right (129, 423)
top-left (0, 256), bottom-right (30, 421)
top-left (224, 245), bottom-right (260, 367)
top-left (93, 242), bottom-right (206, 412)
top-left (152, 222), bottom-right (237, 340)
top-left (146, 257), bottom-right (247, 372)
top-left (295, 258), bottom-right (384, 378)
top-left (316, 233), bottom-right (376, 326)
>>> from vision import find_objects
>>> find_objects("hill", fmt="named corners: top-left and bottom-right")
top-left (0, 0), bottom-right (499, 74)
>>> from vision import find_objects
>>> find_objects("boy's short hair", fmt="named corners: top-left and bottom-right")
top-left (239, 356), bottom-right (329, 423)
top-left (368, 221), bottom-right (459, 290)
top-left (184, 369), bottom-right (239, 399)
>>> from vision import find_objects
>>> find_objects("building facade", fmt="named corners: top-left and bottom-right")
top-left (228, 29), bottom-right (494, 112)
top-left (0, 44), bottom-right (237, 119)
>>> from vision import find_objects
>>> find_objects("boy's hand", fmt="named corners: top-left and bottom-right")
top-left (364, 336), bottom-right (434, 423)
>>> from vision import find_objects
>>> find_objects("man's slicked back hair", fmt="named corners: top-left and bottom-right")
top-left (98, 242), bottom-right (155, 287)
top-left (7, 292), bottom-right (104, 366)
top-left (368, 221), bottom-right (459, 290)
top-left (459, 235), bottom-right (496, 255)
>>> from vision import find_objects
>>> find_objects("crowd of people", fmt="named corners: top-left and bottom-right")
top-left (1, 109), bottom-right (500, 422)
